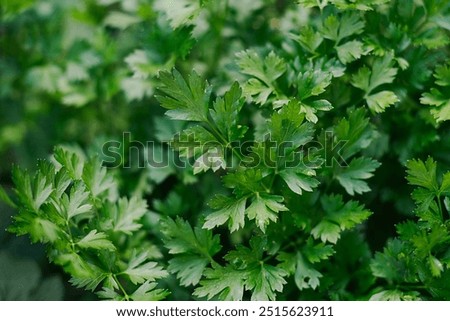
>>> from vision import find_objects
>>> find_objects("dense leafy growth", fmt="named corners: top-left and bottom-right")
top-left (4, 147), bottom-right (168, 300)
top-left (1, 0), bottom-right (449, 301)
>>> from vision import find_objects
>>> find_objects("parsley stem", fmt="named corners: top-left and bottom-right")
top-left (437, 194), bottom-right (444, 223)
top-left (65, 219), bottom-right (75, 251)
top-left (398, 284), bottom-right (428, 291)
top-left (204, 119), bottom-right (244, 162)
top-left (268, 170), bottom-right (278, 192)
top-left (113, 274), bottom-right (130, 301)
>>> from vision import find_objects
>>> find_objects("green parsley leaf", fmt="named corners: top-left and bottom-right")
top-left (156, 69), bottom-right (211, 122)
top-left (12, 167), bottom-right (53, 213)
top-left (300, 99), bottom-right (333, 124)
top-left (361, 53), bottom-right (398, 92)
top-left (322, 194), bottom-right (372, 230)
top-left (369, 289), bottom-right (416, 301)
top-left (162, 217), bottom-right (221, 256)
top-left (210, 82), bottom-right (248, 141)
top-left (434, 62), bottom-right (450, 87)
top-left (420, 61), bottom-right (450, 123)
top-left (336, 40), bottom-right (365, 64)
top-left (213, 237), bottom-right (288, 300)
top-left (312, 194), bottom-right (372, 244)
top-left (171, 125), bottom-right (219, 159)
top-left (56, 253), bottom-right (105, 291)
top-left (321, 13), bottom-right (365, 45)
top-left (291, 26), bottom-right (323, 54)
top-left (441, 172), bottom-right (450, 194)
top-left (203, 195), bottom-right (247, 232)
top-left (0, 185), bottom-right (16, 208)
top-left (193, 266), bottom-right (246, 300)
top-left (295, 253), bottom-right (322, 290)
top-left (61, 182), bottom-right (92, 219)
top-left (311, 220), bottom-right (341, 244)
top-left (429, 255), bottom-right (444, 277)
top-left (192, 147), bottom-right (226, 174)
top-left (225, 236), bottom-right (266, 267)
top-left (411, 188), bottom-right (438, 222)
top-left (97, 287), bottom-right (122, 300)
top-left (246, 264), bottom-right (287, 300)
top-left (53, 146), bottom-right (84, 180)
top-left (277, 251), bottom-right (323, 290)
top-left (223, 168), bottom-right (265, 196)
top-left (242, 78), bottom-right (273, 105)
top-left (237, 50), bottom-right (286, 87)
top-left (124, 250), bottom-right (168, 285)
top-left (168, 256), bottom-right (210, 287)
top-left (370, 238), bottom-right (406, 281)
top-left (104, 197), bottom-right (148, 234)
top-left (351, 52), bottom-right (399, 112)
top-left (269, 101), bottom-right (315, 150)
top-left (302, 238), bottom-right (335, 263)
top-left (279, 169), bottom-right (320, 195)
top-left (76, 230), bottom-right (115, 251)
top-left (365, 90), bottom-right (399, 113)
top-left (406, 157), bottom-right (439, 192)
top-left (129, 281), bottom-right (169, 301)
top-left (237, 50), bottom-right (286, 104)
top-left (296, 69), bottom-right (332, 101)
top-left (153, 0), bottom-right (201, 29)
top-left (336, 157), bottom-right (380, 195)
top-left (335, 13), bottom-right (365, 42)
top-left (82, 158), bottom-right (117, 199)
top-left (162, 217), bottom-right (221, 286)
top-left (246, 193), bottom-right (288, 232)
top-left (351, 66), bottom-right (371, 92)
top-left (334, 108), bottom-right (373, 160)
top-left (421, 90), bottom-right (450, 123)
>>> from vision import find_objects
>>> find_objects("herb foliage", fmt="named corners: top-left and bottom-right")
top-left (1, 0), bottom-right (449, 301)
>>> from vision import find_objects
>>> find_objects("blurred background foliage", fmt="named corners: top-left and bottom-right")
top-left (0, 0), bottom-right (450, 300)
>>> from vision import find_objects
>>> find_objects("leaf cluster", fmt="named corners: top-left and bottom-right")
top-left (3, 147), bottom-right (169, 300)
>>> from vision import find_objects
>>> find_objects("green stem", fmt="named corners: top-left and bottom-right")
top-left (204, 119), bottom-right (244, 162)
top-left (398, 283), bottom-right (428, 291)
top-left (267, 170), bottom-right (278, 193)
top-left (194, 242), bottom-right (218, 267)
top-left (113, 274), bottom-right (130, 301)
top-left (65, 219), bottom-right (76, 251)
top-left (437, 193), bottom-right (444, 223)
